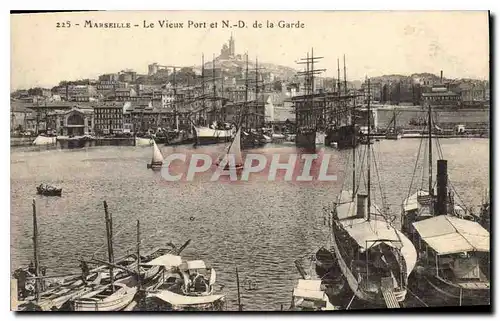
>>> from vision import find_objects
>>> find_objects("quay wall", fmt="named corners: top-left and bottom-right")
top-left (375, 106), bottom-right (489, 129)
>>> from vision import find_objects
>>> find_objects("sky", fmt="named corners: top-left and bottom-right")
top-left (11, 11), bottom-right (490, 90)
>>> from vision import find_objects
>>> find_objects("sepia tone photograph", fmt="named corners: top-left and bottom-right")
top-left (10, 10), bottom-right (490, 312)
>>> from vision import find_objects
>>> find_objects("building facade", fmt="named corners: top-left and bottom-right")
top-left (93, 103), bottom-right (124, 134)
top-left (46, 107), bottom-right (94, 136)
top-left (421, 86), bottom-right (460, 107)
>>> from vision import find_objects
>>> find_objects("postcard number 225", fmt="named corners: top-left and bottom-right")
top-left (56, 21), bottom-right (71, 28)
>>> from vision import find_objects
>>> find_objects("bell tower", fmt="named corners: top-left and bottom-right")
top-left (229, 33), bottom-right (235, 57)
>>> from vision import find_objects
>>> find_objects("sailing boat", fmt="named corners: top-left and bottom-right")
top-left (401, 103), bottom-right (490, 306)
top-left (385, 109), bottom-right (402, 140)
top-left (328, 79), bottom-right (417, 306)
top-left (147, 140), bottom-right (164, 170)
top-left (216, 127), bottom-right (244, 170)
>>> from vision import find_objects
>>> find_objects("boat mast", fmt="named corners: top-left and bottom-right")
top-left (343, 55), bottom-right (347, 95)
top-left (201, 54), bottom-right (205, 126)
top-left (393, 109), bottom-right (397, 132)
top-left (428, 102), bottom-right (433, 195)
top-left (236, 266), bottom-right (242, 311)
top-left (136, 220), bottom-right (141, 290)
top-left (103, 201), bottom-right (115, 292)
top-left (337, 58), bottom-right (341, 95)
top-left (244, 53), bottom-right (249, 130)
top-left (173, 67), bottom-right (179, 131)
top-left (32, 199), bottom-right (40, 302)
top-left (367, 78), bottom-right (371, 221)
top-left (212, 54), bottom-right (217, 125)
top-left (348, 57), bottom-right (356, 199)
top-left (255, 57), bottom-right (259, 130)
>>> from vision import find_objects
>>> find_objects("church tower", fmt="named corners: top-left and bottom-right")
top-left (229, 33), bottom-right (235, 57)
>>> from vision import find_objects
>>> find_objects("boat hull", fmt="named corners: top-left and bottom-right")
top-left (330, 220), bottom-right (409, 304)
top-left (36, 187), bottom-right (62, 196)
top-left (296, 131), bottom-right (316, 148)
top-left (326, 126), bottom-right (358, 149)
top-left (193, 127), bottom-right (233, 146)
top-left (414, 267), bottom-right (490, 306)
top-left (72, 287), bottom-right (138, 311)
top-left (385, 133), bottom-right (402, 140)
top-left (147, 162), bottom-right (163, 170)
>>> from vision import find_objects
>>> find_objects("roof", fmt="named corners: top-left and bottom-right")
top-left (142, 254), bottom-right (182, 268)
top-left (403, 190), bottom-right (429, 212)
top-left (180, 260), bottom-right (207, 270)
top-left (339, 217), bottom-right (401, 249)
top-left (412, 215), bottom-right (489, 255)
top-left (293, 279), bottom-right (326, 301)
top-left (93, 103), bottom-right (123, 109)
top-left (422, 91), bottom-right (459, 97)
top-left (148, 290), bottom-right (224, 306)
top-left (11, 101), bottom-right (31, 113)
top-left (115, 87), bottom-right (134, 92)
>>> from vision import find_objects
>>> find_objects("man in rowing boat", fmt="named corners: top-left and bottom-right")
top-left (79, 261), bottom-right (90, 285)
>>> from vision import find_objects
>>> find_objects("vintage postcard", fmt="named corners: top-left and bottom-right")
top-left (10, 11), bottom-right (490, 312)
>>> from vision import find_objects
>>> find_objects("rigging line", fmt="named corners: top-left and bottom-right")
top-left (338, 148), bottom-right (352, 198)
top-left (90, 218), bottom-right (137, 258)
top-left (406, 135), bottom-right (425, 201)
top-left (420, 137), bottom-right (428, 190)
top-left (355, 145), bottom-right (367, 195)
top-left (371, 144), bottom-right (388, 218)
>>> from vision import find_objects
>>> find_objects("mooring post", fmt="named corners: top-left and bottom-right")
top-left (236, 267), bottom-right (242, 311)
top-left (32, 199), bottom-right (40, 302)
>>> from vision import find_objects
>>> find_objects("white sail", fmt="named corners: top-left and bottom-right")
top-left (227, 128), bottom-right (243, 166)
top-left (152, 141), bottom-right (164, 164)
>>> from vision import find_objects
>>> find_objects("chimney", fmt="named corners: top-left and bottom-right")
top-left (440, 70), bottom-right (443, 84)
top-left (435, 160), bottom-right (448, 215)
top-left (356, 194), bottom-right (369, 220)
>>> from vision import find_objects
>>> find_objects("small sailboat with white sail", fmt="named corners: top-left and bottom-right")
top-left (216, 127), bottom-right (244, 171)
top-left (147, 140), bottom-right (164, 170)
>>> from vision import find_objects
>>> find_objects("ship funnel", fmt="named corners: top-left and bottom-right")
top-left (435, 160), bottom-right (448, 215)
top-left (356, 194), bottom-right (369, 220)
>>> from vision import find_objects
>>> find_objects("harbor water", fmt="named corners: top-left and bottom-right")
top-left (10, 139), bottom-right (489, 310)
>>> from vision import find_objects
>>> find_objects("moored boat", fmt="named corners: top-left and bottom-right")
top-left (327, 82), bottom-right (417, 306)
top-left (135, 136), bottom-right (153, 146)
top-left (193, 124), bottom-right (234, 146)
top-left (134, 255), bottom-right (225, 311)
top-left (36, 184), bottom-right (62, 196)
top-left (71, 275), bottom-right (139, 311)
top-left (290, 279), bottom-right (338, 311)
top-left (400, 103), bottom-right (490, 306)
top-left (384, 109), bottom-right (402, 140)
top-left (32, 134), bottom-right (57, 146)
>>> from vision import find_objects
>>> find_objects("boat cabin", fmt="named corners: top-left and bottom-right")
top-left (178, 260), bottom-right (216, 296)
top-left (401, 189), bottom-right (474, 234)
top-left (412, 215), bottom-right (490, 286)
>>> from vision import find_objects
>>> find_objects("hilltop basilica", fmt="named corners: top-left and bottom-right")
top-left (218, 34), bottom-right (243, 60)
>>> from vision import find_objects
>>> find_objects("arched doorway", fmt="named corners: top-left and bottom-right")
top-left (65, 112), bottom-right (85, 136)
